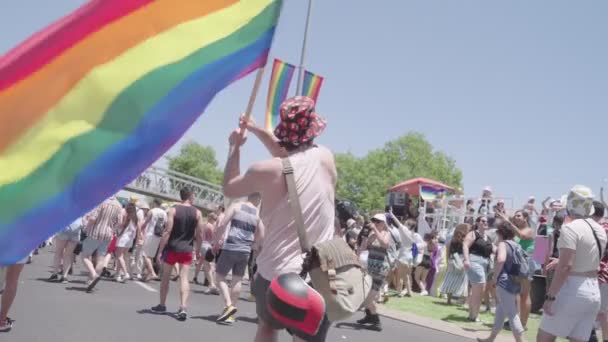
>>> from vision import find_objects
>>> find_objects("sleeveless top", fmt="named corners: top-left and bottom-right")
top-left (497, 241), bottom-right (522, 294)
top-left (224, 203), bottom-right (258, 254)
top-left (515, 236), bottom-right (534, 255)
top-left (257, 146), bottom-right (335, 281)
top-left (367, 237), bottom-right (390, 276)
top-left (167, 205), bottom-right (198, 253)
top-left (469, 231), bottom-right (493, 259)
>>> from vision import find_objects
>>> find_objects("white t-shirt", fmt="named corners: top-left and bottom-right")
top-left (145, 208), bottom-right (168, 238)
top-left (558, 218), bottom-right (607, 273)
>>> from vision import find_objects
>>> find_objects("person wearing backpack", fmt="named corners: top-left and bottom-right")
top-left (497, 210), bottom-right (535, 330)
top-left (477, 221), bottom-right (526, 342)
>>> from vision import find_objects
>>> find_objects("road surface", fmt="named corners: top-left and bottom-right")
top-left (3, 247), bottom-right (472, 342)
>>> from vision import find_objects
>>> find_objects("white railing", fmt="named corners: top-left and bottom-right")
top-left (124, 166), bottom-right (224, 211)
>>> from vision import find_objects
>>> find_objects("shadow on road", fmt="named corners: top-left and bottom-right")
top-left (334, 322), bottom-right (374, 331)
top-left (65, 286), bottom-right (88, 292)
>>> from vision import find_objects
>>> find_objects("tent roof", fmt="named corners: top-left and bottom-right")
top-left (387, 177), bottom-right (455, 196)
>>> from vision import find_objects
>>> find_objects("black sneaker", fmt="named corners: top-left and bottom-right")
top-left (151, 304), bottom-right (167, 314)
top-left (48, 273), bottom-right (59, 282)
top-left (61, 276), bottom-right (69, 284)
top-left (86, 276), bottom-right (101, 293)
top-left (203, 278), bottom-right (210, 287)
top-left (68, 267), bottom-right (73, 276)
top-left (0, 318), bottom-right (13, 332)
top-left (193, 277), bottom-right (200, 285)
top-left (176, 309), bottom-right (188, 321)
top-left (217, 305), bottom-right (238, 322)
top-left (357, 309), bottom-right (374, 325)
top-left (368, 315), bottom-right (382, 331)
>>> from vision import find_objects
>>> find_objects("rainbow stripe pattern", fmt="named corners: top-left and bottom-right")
top-left (0, 0), bottom-right (283, 265)
top-left (420, 186), bottom-right (445, 201)
top-left (301, 70), bottom-right (324, 103)
top-left (264, 59), bottom-right (296, 131)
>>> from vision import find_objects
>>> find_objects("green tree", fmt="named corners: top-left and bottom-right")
top-left (166, 141), bottom-right (223, 184)
top-left (335, 132), bottom-right (463, 213)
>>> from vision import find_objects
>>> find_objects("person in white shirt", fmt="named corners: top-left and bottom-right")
top-left (140, 199), bottom-right (167, 282)
top-left (538, 185), bottom-right (607, 342)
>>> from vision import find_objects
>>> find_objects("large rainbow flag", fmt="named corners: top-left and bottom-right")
top-left (264, 58), bottom-right (296, 131)
top-left (301, 70), bottom-right (324, 103)
top-left (0, 0), bottom-right (283, 265)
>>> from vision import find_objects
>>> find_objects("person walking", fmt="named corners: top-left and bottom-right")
top-left (151, 187), bottom-right (203, 321)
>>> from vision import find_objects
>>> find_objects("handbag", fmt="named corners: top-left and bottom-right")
top-left (282, 158), bottom-right (371, 322)
top-left (451, 253), bottom-right (464, 271)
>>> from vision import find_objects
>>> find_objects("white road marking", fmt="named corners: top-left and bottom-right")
top-left (134, 280), bottom-right (158, 293)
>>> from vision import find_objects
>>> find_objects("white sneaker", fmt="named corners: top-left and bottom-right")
top-left (420, 290), bottom-right (429, 296)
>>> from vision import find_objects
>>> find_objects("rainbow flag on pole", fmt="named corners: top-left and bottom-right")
top-left (264, 58), bottom-right (296, 131)
top-left (0, 0), bottom-right (283, 265)
top-left (302, 70), bottom-right (324, 103)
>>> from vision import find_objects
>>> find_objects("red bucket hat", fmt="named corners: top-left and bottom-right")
top-left (274, 96), bottom-right (326, 147)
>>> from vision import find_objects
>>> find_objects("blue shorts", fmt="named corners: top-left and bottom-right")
top-left (56, 230), bottom-right (81, 243)
top-left (467, 254), bottom-right (490, 284)
top-left (81, 238), bottom-right (110, 257)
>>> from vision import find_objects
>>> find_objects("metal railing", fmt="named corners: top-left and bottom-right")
top-left (124, 166), bottom-right (224, 211)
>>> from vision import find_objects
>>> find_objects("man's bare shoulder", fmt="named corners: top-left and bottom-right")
top-left (248, 158), bottom-right (283, 176)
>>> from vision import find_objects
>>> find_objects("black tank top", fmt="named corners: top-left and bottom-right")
top-left (469, 231), bottom-right (493, 259)
top-left (167, 205), bottom-right (198, 253)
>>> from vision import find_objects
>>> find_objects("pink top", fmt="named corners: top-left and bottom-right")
top-left (256, 147), bottom-right (335, 280)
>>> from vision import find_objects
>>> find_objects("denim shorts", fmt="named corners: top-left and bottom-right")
top-left (81, 238), bottom-right (110, 257)
top-left (466, 254), bottom-right (489, 284)
top-left (216, 250), bottom-right (249, 278)
top-left (56, 230), bottom-right (81, 243)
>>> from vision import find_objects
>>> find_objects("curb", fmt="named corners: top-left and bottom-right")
top-left (377, 306), bottom-right (512, 342)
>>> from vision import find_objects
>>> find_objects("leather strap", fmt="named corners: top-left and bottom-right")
top-left (282, 158), bottom-right (311, 253)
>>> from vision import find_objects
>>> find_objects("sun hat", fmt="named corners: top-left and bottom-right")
top-left (371, 213), bottom-right (387, 223)
top-left (566, 185), bottom-right (595, 218)
top-left (274, 96), bottom-right (326, 147)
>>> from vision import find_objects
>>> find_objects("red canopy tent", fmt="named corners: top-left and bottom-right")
top-left (387, 177), bottom-right (455, 197)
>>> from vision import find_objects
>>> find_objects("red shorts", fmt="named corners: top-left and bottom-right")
top-left (162, 250), bottom-right (193, 266)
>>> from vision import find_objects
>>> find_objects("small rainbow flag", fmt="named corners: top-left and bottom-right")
top-left (420, 186), bottom-right (445, 201)
top-left (0, 0), bottom-right (283, 265)
top-left (302, 70), bottom-right (324, 103)
top-left (264, 59), bottom-right (296, 131)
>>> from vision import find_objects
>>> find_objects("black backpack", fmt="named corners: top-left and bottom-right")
top-left (153, 216), bottom-right (166, 237)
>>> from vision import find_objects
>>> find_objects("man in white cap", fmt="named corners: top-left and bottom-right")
top-left (538, 185), bottom-right (607, 342)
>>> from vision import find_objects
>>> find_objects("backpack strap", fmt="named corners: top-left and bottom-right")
top-left (583, 219), bottom-right (603, 260)
top-left (282, 158), bottom-right (311, 253)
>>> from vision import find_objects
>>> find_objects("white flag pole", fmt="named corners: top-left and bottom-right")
top-left (295, 0), bottom-right (313, 96)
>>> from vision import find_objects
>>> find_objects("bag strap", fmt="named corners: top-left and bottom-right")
top-left (583, 219), bottom-right (603, 260)
top-left (282, 158), bottom-right (311, 253)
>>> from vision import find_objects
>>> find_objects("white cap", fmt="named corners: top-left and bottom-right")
top-left (372, 213), bottom-right (387, 223)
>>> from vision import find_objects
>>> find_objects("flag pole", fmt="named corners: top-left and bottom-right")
top-left (295, 0), bottom-right (313, 96)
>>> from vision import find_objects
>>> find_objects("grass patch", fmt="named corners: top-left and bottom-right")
top-left (383, 293), bottom-right (547, 341)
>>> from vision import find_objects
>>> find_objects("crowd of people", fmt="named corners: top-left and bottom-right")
top-left (334, 185), bottom-right (608, 342)
top-left (0, 96), bottom-right (607, 342)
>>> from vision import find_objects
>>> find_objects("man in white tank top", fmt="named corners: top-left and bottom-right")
top-left (223, 96), bottom-right (336, 342)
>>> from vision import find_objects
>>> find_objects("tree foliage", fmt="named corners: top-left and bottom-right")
top-left (166, 141), bottom-right (223, 184)
top-left (335, 132), bottom-right (463, 213)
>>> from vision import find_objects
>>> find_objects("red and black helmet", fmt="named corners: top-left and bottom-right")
top-left (267, 273), bottom-right (326, 336)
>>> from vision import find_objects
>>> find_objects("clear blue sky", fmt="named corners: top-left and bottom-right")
top-left (1, 0), bottom-right (607, 208)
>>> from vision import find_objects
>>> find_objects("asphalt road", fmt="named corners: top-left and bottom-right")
top-left (2, 247), bottom-right (472, 342)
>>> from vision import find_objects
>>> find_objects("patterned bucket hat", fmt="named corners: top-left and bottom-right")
top-left (274, 96), bottom-right (326, 146)
top-left (566, 185), bottom-right (595, 218)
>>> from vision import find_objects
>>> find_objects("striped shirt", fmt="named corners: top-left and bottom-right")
top-left (85, 197), bottom-right (123, 241)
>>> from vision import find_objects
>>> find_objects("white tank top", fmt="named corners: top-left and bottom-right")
top-left (256, 147), bottom-right (335, 280)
